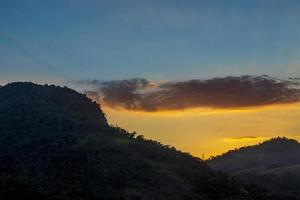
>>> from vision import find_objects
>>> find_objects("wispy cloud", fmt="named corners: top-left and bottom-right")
top-left (221, 136), bottom-right (266, 143)
top-left (74, 75), bottom-right (300, 112)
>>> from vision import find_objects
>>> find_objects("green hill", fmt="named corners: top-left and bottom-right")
top-left (207, 137), bottom-right (300, 199)
top-left (0, 82), bottom-right (279, 200)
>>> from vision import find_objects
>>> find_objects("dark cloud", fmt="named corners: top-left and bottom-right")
top-left (229, 136), bottom-right (262, 140)
top-left (78, 78), bottom-right (151, 110)
top-left (76, 75), bottom-right (300, 111)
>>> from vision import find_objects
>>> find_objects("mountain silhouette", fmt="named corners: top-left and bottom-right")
top-left (0, 82), bottom-right (280, 200)
top-left (207, 137), bottom-right (300, 199)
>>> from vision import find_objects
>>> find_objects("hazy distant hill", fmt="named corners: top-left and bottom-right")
top-left (207, 137), bottom-right (300, 199)
top-left (0, 82), bottom-right (280, 200)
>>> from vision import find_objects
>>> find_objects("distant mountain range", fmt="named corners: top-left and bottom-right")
top-left (0, 82), bottom-right (281, 200)
top-left (207, 137), bottom-right (300, 199)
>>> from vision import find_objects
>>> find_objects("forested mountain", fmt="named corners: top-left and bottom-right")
top-left (0, 82), bottom-right (280, 200)
top-left (207, 137), bottom-right (300, 199)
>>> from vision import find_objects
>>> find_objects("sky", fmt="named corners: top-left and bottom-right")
top-left (103, 103), bottom-right (300, 158)
top-left (1, 0), bottom-right (300, 157)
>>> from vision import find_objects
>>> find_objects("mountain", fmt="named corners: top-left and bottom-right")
top-left (0, 82), bottom-right (280, 200)
top-left (207, 137), bottom-right (300, 199)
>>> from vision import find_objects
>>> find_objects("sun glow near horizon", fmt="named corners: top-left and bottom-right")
top-left (102, 102), bottom-right (300, 158)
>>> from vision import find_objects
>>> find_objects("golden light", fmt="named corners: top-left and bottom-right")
top-left (102, 102), bottom-right (300, 158)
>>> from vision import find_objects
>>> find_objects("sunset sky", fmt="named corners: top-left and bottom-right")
top-left (102, 103), bottom-right (300, 157)
top-left (1, 0), bottom-right (300, 157)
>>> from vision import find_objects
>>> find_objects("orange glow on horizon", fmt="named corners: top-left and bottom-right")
top-left (102, 102), bottom-right (300, 158)
top-left (101, 101), bottom-right (300, 115)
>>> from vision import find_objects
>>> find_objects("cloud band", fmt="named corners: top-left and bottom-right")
top-left (75, 75), bottom-right (300, 111)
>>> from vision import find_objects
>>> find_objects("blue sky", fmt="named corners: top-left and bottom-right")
top-left (1, 0), bottom-right (300, 83)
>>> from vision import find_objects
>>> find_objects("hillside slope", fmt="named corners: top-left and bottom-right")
top-left (0, 82), bottom-right (279, 200)
top-left (207, 137), bottom-right (300, 199)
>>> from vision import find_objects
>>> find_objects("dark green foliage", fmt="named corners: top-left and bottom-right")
top-left (207, 137), bottom-right (300, 199)
top-left (0, 82), bottom-right (280, 200)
